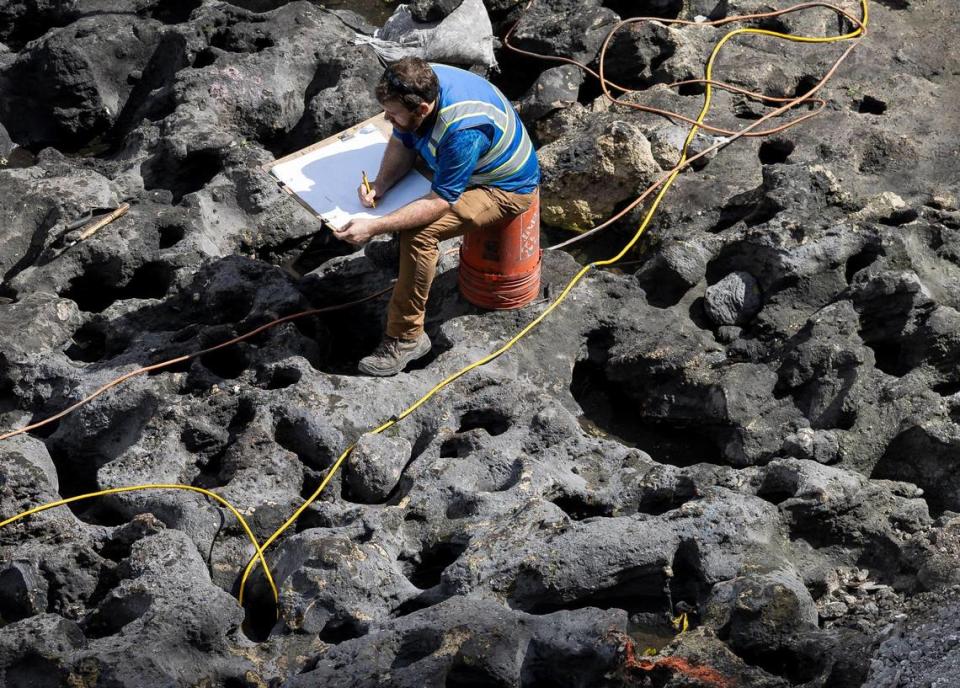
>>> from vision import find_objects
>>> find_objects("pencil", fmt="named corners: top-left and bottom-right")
top-left (361, 170), bottom-right (375, 208)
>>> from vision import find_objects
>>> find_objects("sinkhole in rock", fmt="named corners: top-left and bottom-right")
top-left (0, 566), bottom-right (38, 624)
top-left (758, 139), bottom-right (795, 165)
top-left (439, 434), bottom-right (476, 459)
top-left (862, 338), bottom-right (907, 377)
top-left (457, 409), bottom-right (510, 436)
top-left (275, 416), bottom-right (332, 471)
top-left (2, 653), bottom-right (63, 688)
top-left (306, 306), bottom-right (382, 374)
top-left (65, 321), bottom-right (129, 363)
top-left (82, 591), bottom-right (153, 639)
top-left (258, 364), bottom-right (302, 390)
top-left (872, 426), bottom-right (957, 517)
top-left (934, 379), bottom-right (960, 397)
top-left (858, 95), bottom-right (888, 115)
top-left (149, 0), bottom-right (202, 24)
top-left (391, 629), bottom-right (444, 670)
top-left (63, 262), bottom-right (174, 313)
top-left (240, 582), bottom-right (279, 642)
top-left (793, 74), bottom-right (821, 99)
top-left (64, 322), bottom-right (107, 363)
top-left (192, 47), bottom-right (220, 68)
top-left (844, 244), bottom-right (882, 283)
top-left (603, 0), bottom-right (682, 20)
top-left (142, 149), bottom-right (223, 205)
top-left (549, 492), bottom-right (611, 520)
top-left (158, 223), bottom-right (187, 249)
top-left (225, 0), bottom-right (295, 13)
top-left (200, 345), bottom-right (250, 380)
top-left (45, 444), bottom-right (127, 526)
top-left (677, 80), bottom-right (706, 96)
top-left (318, 617), bottom-right (367, 645)
top-left (521, 566), bottom-right (671, 616)
top-left (637, 476), bottom-right (698, 516)
top-left (669, 540), bottom-right (710, 610)
top-left (209, 28), bottom-right (275, 53)
top-left (445, 659), bottom-right (514, 688)
top-left (400, 541), bottom-right (468, 590)
top-left (571, 334), bottom-right (722, 466)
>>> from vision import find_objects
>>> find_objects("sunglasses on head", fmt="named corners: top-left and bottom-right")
top-left (386, 70), bottom-right (419, 99)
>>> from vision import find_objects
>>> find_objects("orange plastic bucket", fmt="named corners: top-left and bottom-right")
top-left (458, 190), bottom-right (542, 309)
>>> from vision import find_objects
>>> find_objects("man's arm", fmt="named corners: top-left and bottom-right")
top-left (375, 136), bottom-right (417, 196)
top-left (339, 128), bottom-right (491, 246)
top-left (336, 192), bottom-right (449, 246)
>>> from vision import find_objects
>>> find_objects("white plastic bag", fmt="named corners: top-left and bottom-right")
top-left (354, 0), bottom-right (498, 70)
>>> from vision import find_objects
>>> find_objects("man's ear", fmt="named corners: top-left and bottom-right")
top-left (417, 102), bottom-right (432, 117)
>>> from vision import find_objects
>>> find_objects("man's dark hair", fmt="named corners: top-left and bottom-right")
top-left (375, 57), bottom-right (439, 111)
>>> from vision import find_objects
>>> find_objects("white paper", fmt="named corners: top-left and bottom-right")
top-left (268, 128), bottom-right (432, 230)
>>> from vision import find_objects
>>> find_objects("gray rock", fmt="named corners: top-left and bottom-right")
top-left (0, 560), bottom-right (49, 623)
top-left (345, 432), bottom-right (412, 503)
top-left (408, 0), bottom-right (465, 22)
top-left (783, 427), bottom-right (840, 464)
top-left (508, 0), bottom-right (619, 64)
top-left (517, 65), bottom-right (584, 122)
top-left (0, 121), bottom-right (13, 159)
top-left (538, 116), bottom-right (662, 231)
top-left (704, 270), bottom-right (763, 326)
top-left (0, 614), bottom-right (86, 686)
top-left (0, 15), bottom-right (165, 149)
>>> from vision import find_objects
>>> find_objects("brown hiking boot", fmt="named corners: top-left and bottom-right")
top-left (357, 333), bottom-right (431, 376)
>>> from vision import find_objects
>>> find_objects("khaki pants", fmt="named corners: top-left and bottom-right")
top-left (386, 186), bottom-right (536, 341)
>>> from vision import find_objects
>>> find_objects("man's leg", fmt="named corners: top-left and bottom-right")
top-left (386, 186), bottom-right (535, 340)
top-left (359, 186), bottom-right (535, 376)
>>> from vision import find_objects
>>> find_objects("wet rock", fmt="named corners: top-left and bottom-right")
top-left (704, 270), bottom-right (762, 326)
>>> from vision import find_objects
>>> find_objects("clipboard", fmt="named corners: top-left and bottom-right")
top-left (262, 113), bottom-right (433, 231)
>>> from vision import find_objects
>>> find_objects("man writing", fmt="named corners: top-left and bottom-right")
top-left (336, 57), bottom-right (540, 376)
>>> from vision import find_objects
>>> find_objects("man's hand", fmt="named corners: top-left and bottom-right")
top-left (335, 218), bottom-right (381, 246)
top-left (358, 182), bottom-right (378, 208)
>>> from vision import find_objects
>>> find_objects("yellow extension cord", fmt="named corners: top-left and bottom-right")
top-left (0, 484), bottom-right (277, 604)
top-left (0, 1), bottom-right (868, 616)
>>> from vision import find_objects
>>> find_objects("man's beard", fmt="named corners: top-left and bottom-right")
top-left (394, 113), bottom-right (425, 134)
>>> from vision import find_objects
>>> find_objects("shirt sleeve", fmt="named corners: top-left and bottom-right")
top-left (432, 127), bottom-right (492, 203)
top-left (392, 127), bottom-right (416, 149)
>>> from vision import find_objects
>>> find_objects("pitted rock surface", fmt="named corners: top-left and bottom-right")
top-left (2, 1), bottom-right (960, 687)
